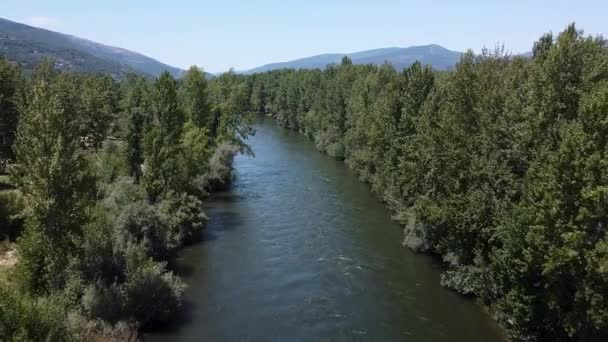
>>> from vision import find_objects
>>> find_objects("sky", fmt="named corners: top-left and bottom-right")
top-left (1, 0), bottom-right (607, 73)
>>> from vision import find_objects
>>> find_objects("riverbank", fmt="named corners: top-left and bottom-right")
top-left (145, 118), bottom-right (504, 341)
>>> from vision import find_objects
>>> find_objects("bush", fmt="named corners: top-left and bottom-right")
top-left (0, 287), bottom-right (70, 341)
top-left (80, 242), bottom-right (185, 326)
top-left (114, 201), bottom-right (171, 260)
top-left (159, 191), bottom-right (207, 246)
top-left (15, 223), bottom-right (51, 295)
top-left (66, 312), bottom-right (137, 342)
top-left (196, 143), bottom-right (239, 191)
top-left (81, 282), bottom-right (124, 323)
top-left (99, 177), bottom-right (147, 211)
top-left (78, 210), bottom-right (126, 286)
top-left (88, 140), bottom-right (129, 184)
top-left (121, 248), bottom-right (185, 325)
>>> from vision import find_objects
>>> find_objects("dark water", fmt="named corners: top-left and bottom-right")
top-left (146, 117), bottom-right (504, 342)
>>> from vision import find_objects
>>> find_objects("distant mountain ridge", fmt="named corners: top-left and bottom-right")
top-left (245, 44), bottom-right (464, 73)
top-left (0, 17), bottom-right (184, 78)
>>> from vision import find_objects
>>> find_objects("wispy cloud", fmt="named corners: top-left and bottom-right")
top-left (23, 16), bottom-right (61, 30)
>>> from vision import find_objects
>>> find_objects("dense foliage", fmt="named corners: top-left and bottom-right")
top-left (243, 25), bottom-right (608, 341)
top-left (0, 55), bottom-right (253, 340)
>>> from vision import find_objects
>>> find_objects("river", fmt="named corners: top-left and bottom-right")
top-left (146, 117), bottom-right (504, 341)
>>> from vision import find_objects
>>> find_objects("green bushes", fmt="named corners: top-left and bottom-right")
top-left (244, 25), bottom-right (608, 341)
top-left (119, 248), bottom-right (184, 325)
top-left (159, 191), bottom-right (207, 246)
top-left (0, 287), bottom-right (71, 341)
top-left (115, 201), bottom-right (172, 260)
top-left (80, 242), bottom-right (184, 326)
top-left (197, 142), bottom-right (241, 191)
top-left (0, 59), bottom-right (252, 339)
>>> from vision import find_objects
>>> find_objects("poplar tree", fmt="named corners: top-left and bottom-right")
top-left (13, 60), bottom-right (91, 293)
top-left (143, 71), bottom-right (186, 201)
top-left (0, 55), bottom-right (21, 159)
top-left (79, 74), bottom-right (118, 148)
top-left (180, 66), bottom-right (210, 129)
top-left (124, 75), bottom-right (149, 183)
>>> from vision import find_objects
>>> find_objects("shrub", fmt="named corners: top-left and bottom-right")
top-left (80, 242), bottom-right (185, 326)
top-left (0, 287), bottom-right (70, 341)
top-left (159, 191), bottom-right (207, 246)
top-left (66, 312), bottom-right (137, 342)
top-left (197, 143), bottom-right (239, 191)
top-left (78, 210), bottom-right (126, 285)
top-left (81, 282), bottom-right (124, 323)
top-left (99, 177), bottom-right (147, 211)
top-left (114, 201), bottom-right (171, 260)
top-left (88, 140), bottom-right (129, 184)
top-left (121, 251), bottom-right (185, 325)
top-left (15, 223), bottom-right (50, 295)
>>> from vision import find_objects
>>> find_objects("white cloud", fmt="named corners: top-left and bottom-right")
top-left (23, 16), bottom-right (61, 30)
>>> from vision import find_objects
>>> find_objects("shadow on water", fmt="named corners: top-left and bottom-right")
top-left (141, 300), bottom-right (197, 335)
top-left (204, 208), bottom-right (245, 232)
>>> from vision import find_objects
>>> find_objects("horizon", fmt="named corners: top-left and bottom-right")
top-left (1, 0), bottom-right (607, 73)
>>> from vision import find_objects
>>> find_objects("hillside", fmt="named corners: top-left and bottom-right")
top-left (245, 44), bottom-right (463, 73)
top-left (0, 17), bottom-right (184, 78)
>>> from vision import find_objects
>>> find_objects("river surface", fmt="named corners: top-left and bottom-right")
top-left (146, 117), bottom-right (504, 341)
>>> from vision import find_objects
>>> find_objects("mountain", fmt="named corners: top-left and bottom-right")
top-left (245, 45), bottom-right (463, 73)
top-left (0, 17), bottom-right (184, 78)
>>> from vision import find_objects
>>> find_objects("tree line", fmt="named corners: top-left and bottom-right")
top-left (0, 57), bottom-right (253, 340)
top-left (242, 25), bottom-right (608, 341)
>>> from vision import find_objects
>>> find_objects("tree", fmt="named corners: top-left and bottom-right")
top-left (239, 25), bottom-right (608, 340)
top-left (0, 55), bottom-right (22, 159)
top-left (208, 71), bottom-right (255, 153)
top-left (143, 71), bottom-right (186, 201)
top-left (12, 60), bottom-right (92, 294)
top-left (124, 75), bottom-right (149, 183)
top-left (180, 66), bottom-right (210, 129)
top-left (79, 74), bottom-right (118, 149)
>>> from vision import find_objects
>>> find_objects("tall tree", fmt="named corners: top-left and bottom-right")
top-left (79, 74), bottom-right (118, 149)
top-left (208, 71), bottom-right (255, 153)
top-left (180, 66), bottom-right (210, 129)
top-left (124, 75), bottom-right (149, 183)
top-left (13, 60), bottom-right (92, 293)
top-left (0, 55), bottom-right (22, 160)
top-left (143, 71), bottom-right (186, 201)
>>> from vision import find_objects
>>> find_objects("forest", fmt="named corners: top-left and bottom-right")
top-left (1, 23), bottom-right (608, 342)
top-left (242, 25), bottom-right (608, 341)
top-left (0, 57), bottom-right (253, 340)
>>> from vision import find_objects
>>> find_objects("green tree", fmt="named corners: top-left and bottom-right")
top-left (180, 66), bottom-right (210, 129)
top-left (0, 55), bottom-right (22, 159)
top-left (208, 71), bottom-right (255, 153)
top-left (124, 75), bottom-right (149, 183)
top-left (143, 71), bottom-right (186, 201)
top-left (79, 74), bottom-right (118, 148)
top-left (12, 60), bottom-right (92, 294)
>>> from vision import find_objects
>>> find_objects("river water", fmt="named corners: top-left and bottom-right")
top-left (146, 117), bottom-right (504, 341)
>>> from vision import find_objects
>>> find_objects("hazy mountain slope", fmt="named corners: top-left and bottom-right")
top-left (65, 35), bottom-right (184, 77)
top-left (246, 45), bottom-right (463, 73)
top-left (0, 17), bottom-right (184, 78)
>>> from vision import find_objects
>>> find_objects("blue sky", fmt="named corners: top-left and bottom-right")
top-left (1, 0), bottom-right (606, 73)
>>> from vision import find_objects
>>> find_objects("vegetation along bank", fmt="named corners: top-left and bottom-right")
top-left (240, 25), bottom-right (608, 341)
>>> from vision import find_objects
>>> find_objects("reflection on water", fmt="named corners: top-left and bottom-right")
top-left (146, 117), bottom-right (504, 341)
